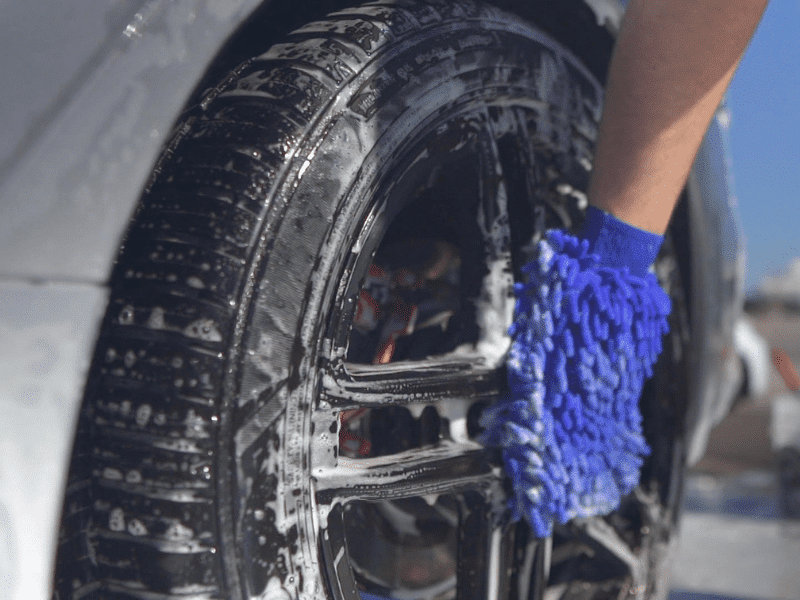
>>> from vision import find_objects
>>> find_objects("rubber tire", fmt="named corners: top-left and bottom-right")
top-left (51, 2), bottom-right (643, 599)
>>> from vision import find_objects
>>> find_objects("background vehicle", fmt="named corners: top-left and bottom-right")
top-left (734, 315), bottom-right (771, 400)
top-left (0, 1), bottom-right (745, 599)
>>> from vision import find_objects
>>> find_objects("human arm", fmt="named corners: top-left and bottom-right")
top-left (485, 0), bottom-right (770, 536)
top-left (588, 0), bottom-right (770, 234)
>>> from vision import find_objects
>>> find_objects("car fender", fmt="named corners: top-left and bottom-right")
top-left (0, 0), bottom-right (269, 283)
top-left (0, 281), bottom-right (108, 600)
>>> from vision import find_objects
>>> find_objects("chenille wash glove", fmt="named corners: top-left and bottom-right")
top-left (480, 206), bottom-right (672, 537)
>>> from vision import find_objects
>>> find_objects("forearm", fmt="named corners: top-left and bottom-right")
top-left (588, 0), bottom-right (769, 234)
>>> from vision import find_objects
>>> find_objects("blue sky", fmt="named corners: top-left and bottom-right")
top-left (726, 0), bottom-right (800, 293)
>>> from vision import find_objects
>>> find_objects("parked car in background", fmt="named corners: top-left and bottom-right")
top-left (0, 1), bottom-right (746, 599)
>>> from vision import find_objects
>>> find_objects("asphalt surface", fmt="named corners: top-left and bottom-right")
top-left (668, 307), bottom-right (800, 600)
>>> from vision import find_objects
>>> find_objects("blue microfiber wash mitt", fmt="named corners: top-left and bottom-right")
top-left (480, 206), bottom-right (672, 537)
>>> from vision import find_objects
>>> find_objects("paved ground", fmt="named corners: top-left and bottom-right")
top-left (668, 307), bottom-right (800, 600)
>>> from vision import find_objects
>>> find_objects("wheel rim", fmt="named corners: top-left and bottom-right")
top-left (303, 99), bottom-right (570, 600)
top-left (280, 98), bottom-right (685, 600)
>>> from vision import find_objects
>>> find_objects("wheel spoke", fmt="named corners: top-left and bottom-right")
top-left (454, 492), bottom-right (517, 600)
top-left (573, 516), bottom-right (647, 597)
top-left (313, 442), bottom-right (501, 505)
top-left (474, 117), bottom-right (514, 367)
top-left (516, 535), bottom-right (550, 600)
top-left (478, 115), bottom-right (513, 262)
top-left (486, 520), bottom-right (516, 600)
top-left (320, 504), bottom-right (362, 600)
top-left (320, 355), bottom-right (503, 410)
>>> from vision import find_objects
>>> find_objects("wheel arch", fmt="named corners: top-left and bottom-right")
top-left (0, 0), bottom-right (272, 283)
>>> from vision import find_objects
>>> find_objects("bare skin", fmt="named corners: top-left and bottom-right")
top-left (588, 0), bottom-right (770, 234)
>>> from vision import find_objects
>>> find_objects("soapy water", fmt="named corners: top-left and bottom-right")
top-left (333, 228), bottom-right (510, 599)
top-left (339, 237), bottom-right (486, 460)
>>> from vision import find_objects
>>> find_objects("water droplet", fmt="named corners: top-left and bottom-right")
top-left (147, 307), bottom-right (166, 329)
top-left (184, 318), bottom-right (222, 342)
top-left (119, 306), bottom-right (135, 325)
top-left (136, 404), bottom-right (152, 426)
top-left (109, 508), bottom-right (125, 532)
top-left (103, 468), bottom-right (123, 481)
top-left (124, 351), bottom-right (137, 368)
top-left (422, 494), bottom-right (439, 506)
top-left (126, 470), bottom-right (142, 483)
top-left (166, 522), bottom-right (193, 541)
top-left (128, 519), bottom-right (147, 537)
top-left (187, 276), bottom-right (205, 289)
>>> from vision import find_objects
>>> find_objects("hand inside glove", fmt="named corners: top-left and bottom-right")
top-left (480, 206), bottom-right (672, 537)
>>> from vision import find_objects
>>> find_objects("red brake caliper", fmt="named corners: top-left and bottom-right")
top-left (339, 408), bottom-right (372, 456)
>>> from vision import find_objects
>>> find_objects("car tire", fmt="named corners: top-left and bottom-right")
top-left (54, 2), bottom-right (690, 599)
